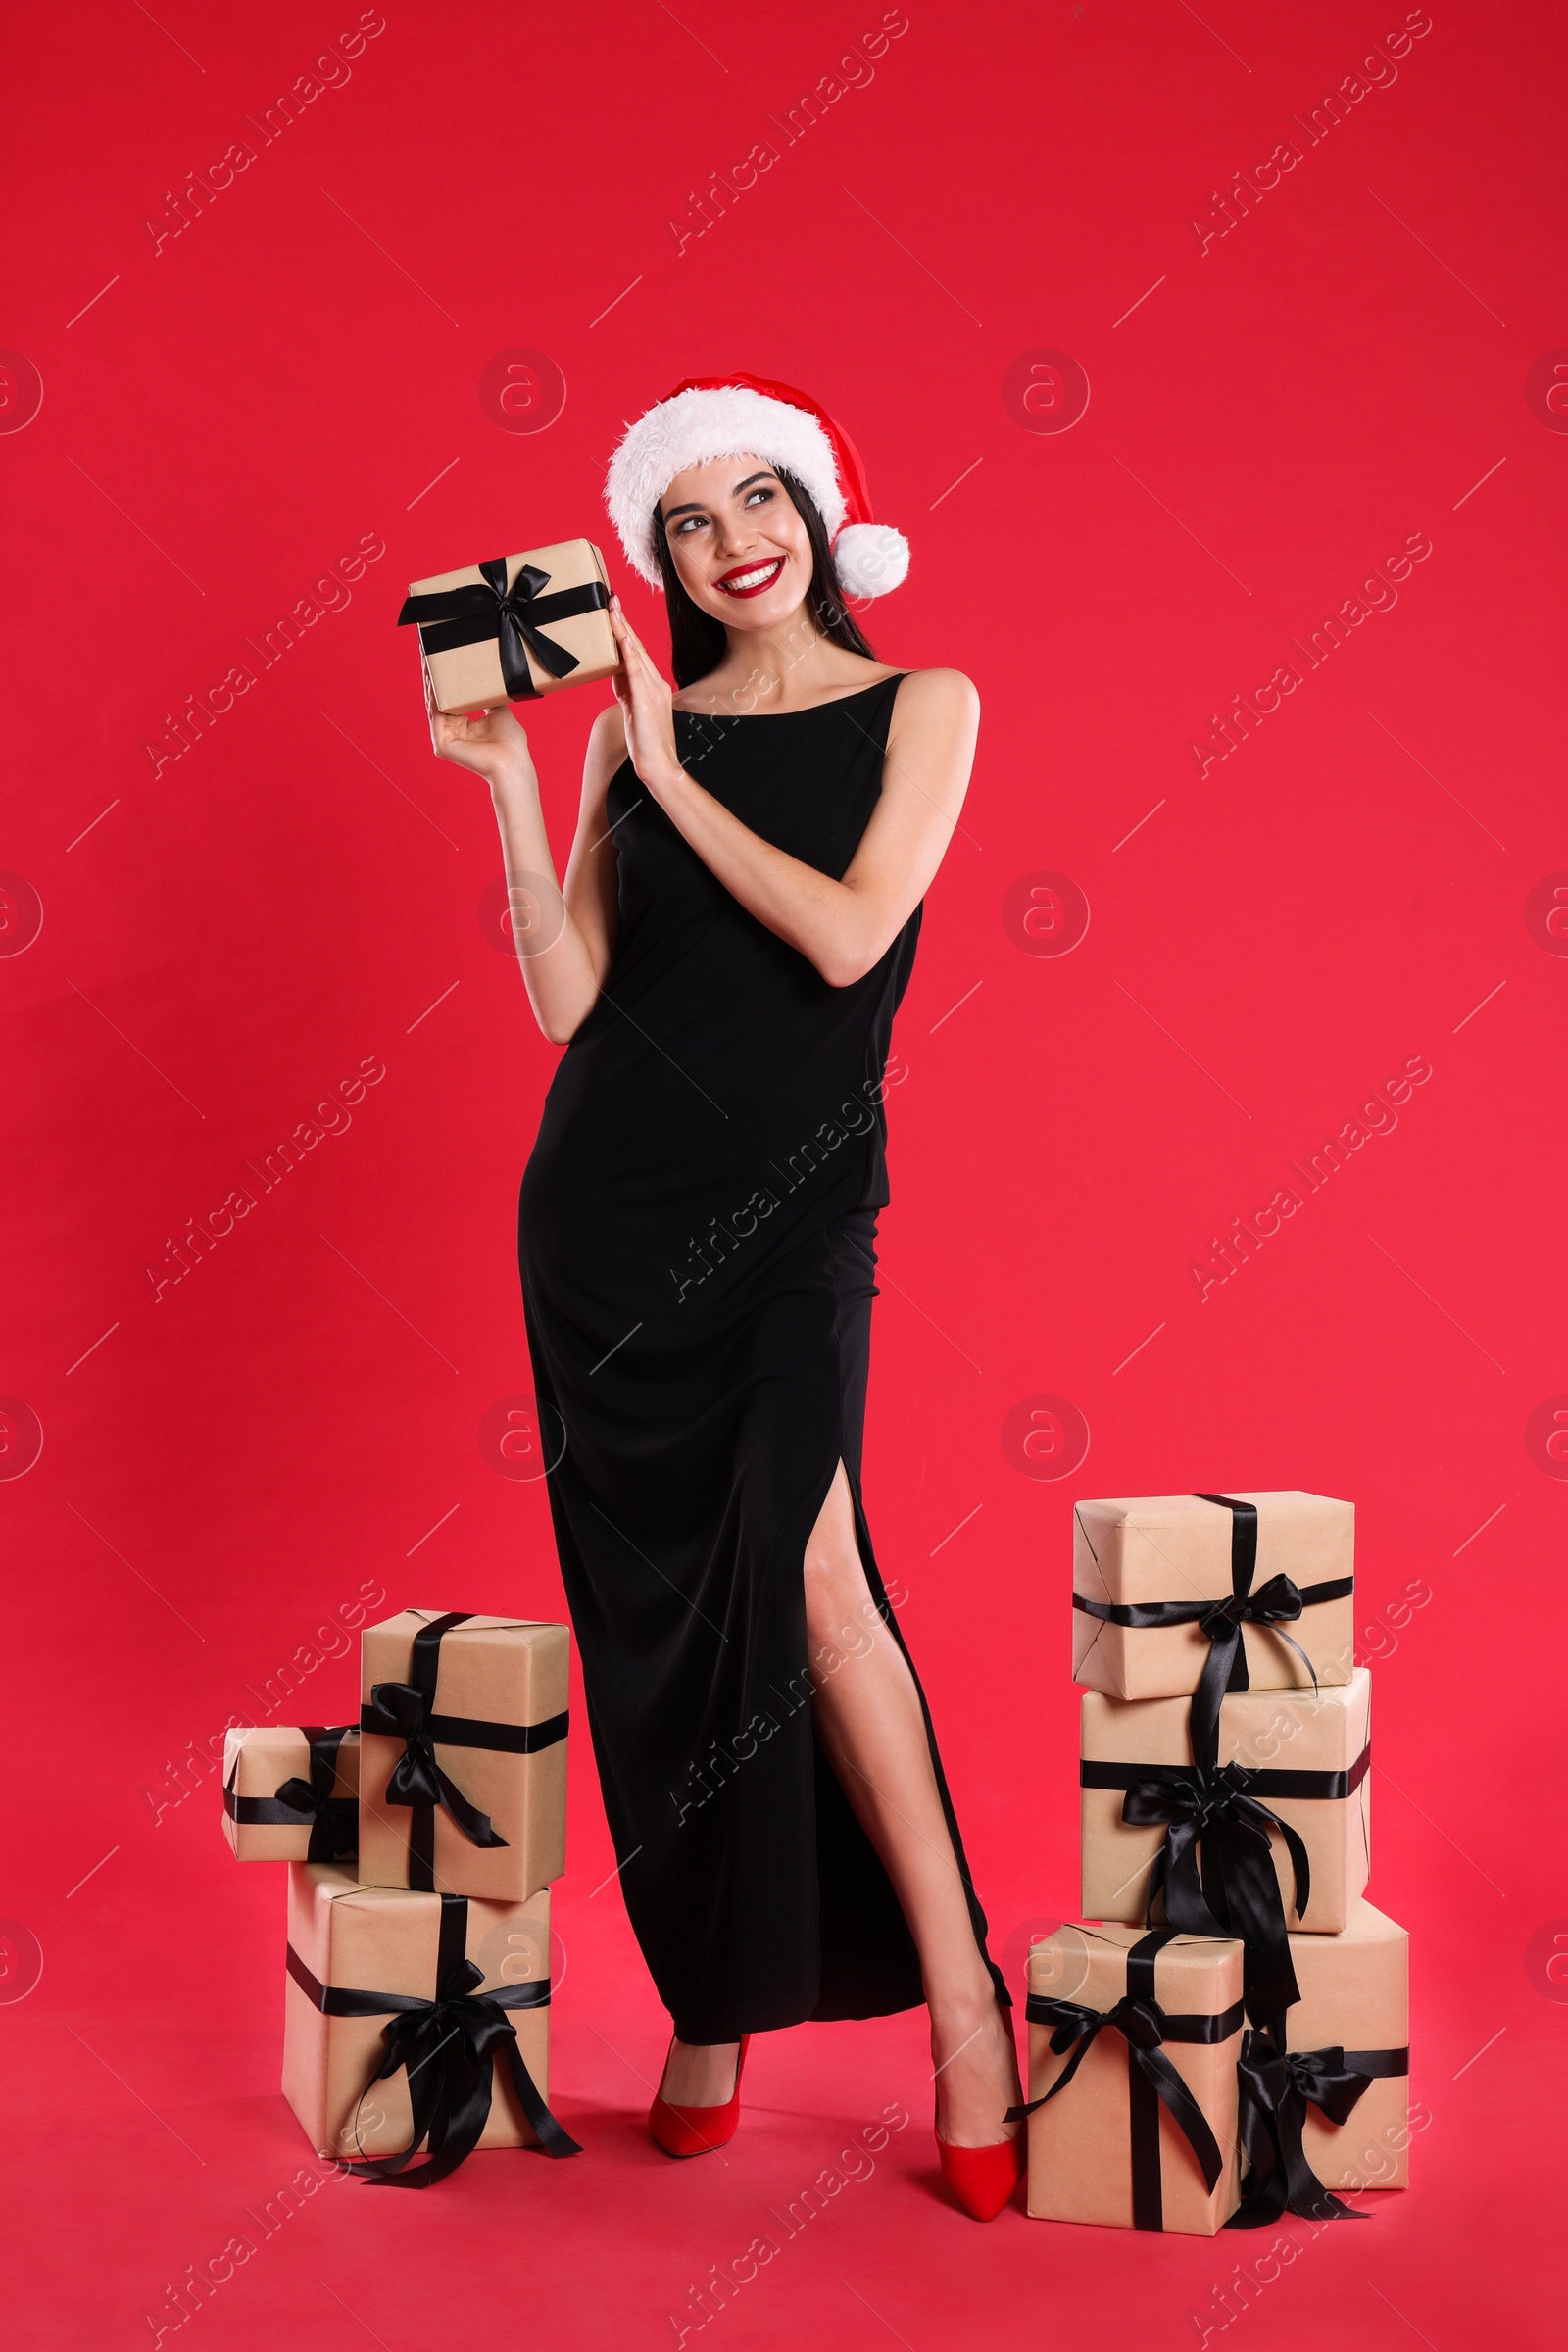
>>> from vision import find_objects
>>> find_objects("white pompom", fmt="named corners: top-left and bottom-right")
top-left (832, 522), bottom-right (909, 599)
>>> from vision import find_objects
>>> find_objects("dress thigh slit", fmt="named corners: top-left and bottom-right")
top-left (806, 1209), bottom-right (1012, 2021)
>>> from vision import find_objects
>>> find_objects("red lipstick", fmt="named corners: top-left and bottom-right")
top-left (715, 556), bottom-right (785, 598)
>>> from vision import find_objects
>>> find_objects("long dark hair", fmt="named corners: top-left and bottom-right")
top-left (652, 468), bottom-right (876, 689)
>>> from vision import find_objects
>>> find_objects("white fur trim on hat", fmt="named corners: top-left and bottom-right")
top-left (832, 522), bottom-right (909, 600)
top-left (605, 385), bottom-right (849, 588)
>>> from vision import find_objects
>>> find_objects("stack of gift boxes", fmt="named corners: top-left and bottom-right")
top-left (222, 1607), bottom-right (579, 2184)
top-left (1024, 1491), bottom-right (1411, 2234)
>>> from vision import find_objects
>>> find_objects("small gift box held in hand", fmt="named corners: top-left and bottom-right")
top-left (1020, 1923), bottom-right (1245, 2234)
top-left (357, 1609), bottom-right (568, 1902)
top-left (398, 541), bottom-right (619, 714)
top-left (222, 1725), bottom-right (359, 1863)
top-left (283, 1863), bottom-right (578, 2181)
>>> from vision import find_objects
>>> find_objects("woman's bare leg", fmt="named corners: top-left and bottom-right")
top-left (663, 1464), bottom-right (1020, 2136)
top-left (803, 1462), bottom-right (1019, 2143)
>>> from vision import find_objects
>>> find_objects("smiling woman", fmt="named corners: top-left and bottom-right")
top-left (423, 374), bottom-right (1018, 2219)
top-left (653, 461), bottom-right (875, 690)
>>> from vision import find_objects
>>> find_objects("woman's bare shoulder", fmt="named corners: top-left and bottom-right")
top-left (891, 666), bottom-right (980, 724)
top-left (584, 699), bottom-right (628, 766)
top-left (575, 701), bottom-right (629, 817)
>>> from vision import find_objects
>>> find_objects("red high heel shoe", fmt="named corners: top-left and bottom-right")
top-left (934, 2121), bottom-right (1024, 2221)
top-left (649, 2035), bottom-right (751, 2157)
top-left (933, 1995), bottom-right (1025, 2220)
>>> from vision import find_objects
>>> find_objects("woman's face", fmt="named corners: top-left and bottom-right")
top-left (659, 454), bottom-right (813, 628)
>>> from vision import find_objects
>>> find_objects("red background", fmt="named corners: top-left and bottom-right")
top-left (5, 1), bottom-right (1565, 2343)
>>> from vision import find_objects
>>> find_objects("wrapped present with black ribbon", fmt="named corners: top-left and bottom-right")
top-left (397, 542), bottom-right (618, 715)
top-left (1080, 1669), bottom-right (1371, 2026)
top-left (221, 1725), bottom-right (358, 1863)
top-left (282, 1862), bottom-right (578, 2182)
top-left (1015, 1923), bottom-right (1244, 2234)
top-left (358, 1610), bottom-right (568, 1902)
top-left (1230, 1897), bottom-right (1410, 2226)
top-left (1073, 1490), bottom-right (1354, 1706)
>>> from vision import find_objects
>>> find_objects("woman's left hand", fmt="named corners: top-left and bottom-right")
top-left (608, 597), bottom-right (681, 794)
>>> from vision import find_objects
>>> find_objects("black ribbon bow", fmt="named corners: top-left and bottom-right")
top-left (1123, 1759), bottom-right (1310, 2027)
top-left (1188, 1494), bottom-right (1320, 1764)
top-left (361, 1611), bottom-right (571, 1892)
top-left (396, 558), bottom-right (610, 701)
top-left (369, 1675), bottom-right (509, 1853)
top-left (1005, 1929), bottom-right (1240, 2231)
top-left (1228, 2027), bottom-right (1399, 2227)
top-left (286, 1898), bottom-right (580, 2186)
top-left (364, 1609), bottom-right (509, 1890)
top-left (224, 1724), bottom-right (356, 1861)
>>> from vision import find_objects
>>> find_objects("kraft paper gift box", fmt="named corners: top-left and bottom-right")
top-left (1073, 1490), bottom-right (1354, 1703)
top-left (282, 1863), bottom-right (577, 2177)
top-left (1080, 1667), bottom-right (1372, 1940)
top-left (1024, 1923), bottom-right (1245, 2234)
top-left (397, 541), bottom-right (618, 715)
top-left (358, 1609), bottom-right (568, 1902)
top-left (1252, 1898), bottom-right (1410, 2203)
top-left (221, 1725), bottom-right (358, 1862)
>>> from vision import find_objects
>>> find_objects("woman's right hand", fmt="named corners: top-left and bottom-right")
top-left (424, 666), bottom-right (532, 791)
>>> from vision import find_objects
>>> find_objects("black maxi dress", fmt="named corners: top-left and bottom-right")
top-left (518, 672), bottom-right (1004, 2044)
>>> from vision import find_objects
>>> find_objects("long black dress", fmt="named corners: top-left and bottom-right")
top-left (518, 672), bottom-right (1004, 2044)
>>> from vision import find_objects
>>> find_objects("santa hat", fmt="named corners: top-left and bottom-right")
top-left (604, 373), bottom-right (909, 601)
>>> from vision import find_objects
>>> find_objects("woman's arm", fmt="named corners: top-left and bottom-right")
top-left (610, 605), bottom-right (978, 988)
top-left (425, 675), bottom-right (626, 1044)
